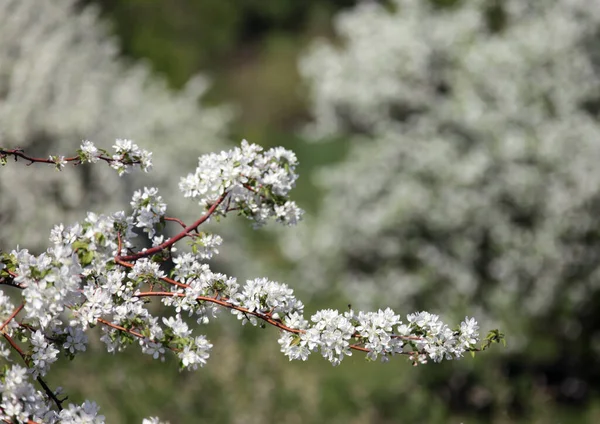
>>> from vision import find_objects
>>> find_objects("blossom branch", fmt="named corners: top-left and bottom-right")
top-left (136, 291), bottom-right (302, 334)
top-left (163, 217), bottom-right (188, 229)
top-left (96, 318), bottom-right (147, 340)
top-left (2, 333), bottom-right (26, 359)
top-left (0, 140), bottom-right (501, 423)
top-left (2, 333), bottom-right (64, 411)
top-left (116, 193), bottom-right (228, 262)
top-left (0, 140), bottom-right (152, 175)
top-left (0, 147), bottom-right (139, 169)
top-left (134, 291), bottom-right (423, 355)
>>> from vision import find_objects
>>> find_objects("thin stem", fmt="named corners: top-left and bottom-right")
top-left (36, 377), bottom-right (65, 412)
top-left (164, 216), bottom-right (188, 229)
top-left (137, 291), bottom-right (301, 334)
top-left (133, 291), bottom-right (422, 356)
top-left (96, 318), bottom-right (145, 339)
top-left (2, 333), bottom-right (26, 359)
top-left (0, 304), bottom-right (23, 331)
top-left (0, 148), bottom-right (141, 168)
top-left (95, 318), bottom-right (181, 354)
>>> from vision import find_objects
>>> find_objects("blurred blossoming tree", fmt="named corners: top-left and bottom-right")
top-left (283, 0), bottom-right (600, 413)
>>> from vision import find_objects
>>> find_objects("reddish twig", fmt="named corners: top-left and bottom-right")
top-left (0, 148), bottom-right (141, 168)
top-left (164, 216), bottom-right (188, 229)
top-left (133, 291), bottom-right (421, 355)
top-left (0, 303), bottom-right (23, 331)
top-left (116, 193), bottom-right (228, 263)
top-left (2, 332), bottom-right (26, 359)
top-left (96, 318), bottom-right (146, 339)
top-left (2, 333), bottom-right (65, 411)
top-left (95, 318), bottom-right (182, 354)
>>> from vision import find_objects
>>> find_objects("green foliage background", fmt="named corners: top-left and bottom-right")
top-left (40, 0), bottom-right (600, 422)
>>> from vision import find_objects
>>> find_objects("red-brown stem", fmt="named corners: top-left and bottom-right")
top-left (0, 304), bottom-right (23, 331)
top-left (96, 318), bottom-right (145, 339)
top-left (137, 291), bottom-right (301, 334)
top-left (242, 183), bottom-right (260, 193)
top-left (2, 333), bottom-right (26, 360)
top-left (0, 149), bottom-right (79, 165)
top-left (164, 216), bottom-right (188, 229)
top-left (95, 318), bottom-right (182, 354)
top-left (0, 148), bottom-right (140, 168)
top-left (117, 193), bottom-right (228, 262)
top-left (113, 259), bottom-right (189, 290)
top-left (134, 291), bottom-right (421, 355)
top-left (1, 414), bottom-right (38, 424)
top-left (2, 333), bottom-right (65, 410)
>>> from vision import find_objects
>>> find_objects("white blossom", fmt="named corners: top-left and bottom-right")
top-left (179, 140), bottom-right (303, 227)
top-left (30, 331), bottom-right (59, 378)
top-left (163, 315), bottom-right (191, 338)
top-left (80, 140), bottom-right (100, 163)
top-left (58, 400), bottom-right (105, 423)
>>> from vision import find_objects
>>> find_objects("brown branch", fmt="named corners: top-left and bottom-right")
top-left (2, 333), bottom-right (64, 411)
top-left (116, 193), bottom-right (228, 262)
top-left (0, 303), bottom-right (23, 331)
top-left (242, 182), bottom-right (261, 193)
top-left (133, 291), bottom-right (423, 356)
top-left (0, 148), bottom-right (141, 168)
top-left (0, 148), bottom-right (79, 165)
top-left (96, 318), bottom-right (145, 339)
top-left (0, 278), bottom-right (26, 289)
top-left (164, 216), bottom-right (188, 229)
top-left (95, 318), bottom-right (182, 354)
top-left (2, 332), bottom-right (26, 359)
top-left (36, 376), bottom-right (65, 412)
top-left (0, 270), bottom-right (26, 289)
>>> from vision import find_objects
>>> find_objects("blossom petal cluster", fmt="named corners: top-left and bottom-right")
top-left (0, 141), bottom-right (495, 423)
top-left (277, 306), bottom-right (480, 366)
top-left (179, 140), bottom-right (303, 226)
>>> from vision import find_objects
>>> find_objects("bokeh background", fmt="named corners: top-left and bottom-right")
top-left (2, 0), bottom-right (600, 422)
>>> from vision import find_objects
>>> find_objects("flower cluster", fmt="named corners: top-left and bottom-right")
top-left (0, 141), bottom-right (500, 423)
top-left (2, 140), bottom-right (153, 176)
top-left (232, 277), bottom-right (304, 324)
top-left (179, 140), bottom-right (303, 226)
top-left (110, 139), bottom-right (153, 175)
top-left (277, 306), bottom-right (480, 366)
